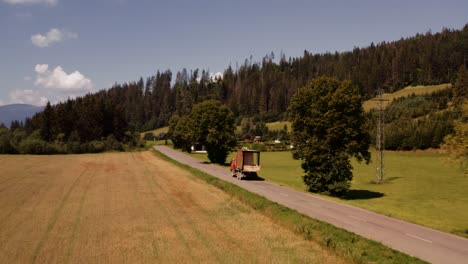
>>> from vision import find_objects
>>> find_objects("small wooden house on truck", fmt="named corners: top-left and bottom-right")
top-left (230, 149), bottom-right (261, 180)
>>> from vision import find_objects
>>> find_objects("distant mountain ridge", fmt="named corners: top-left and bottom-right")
top-left (0, 104), bottom-right (44, 127)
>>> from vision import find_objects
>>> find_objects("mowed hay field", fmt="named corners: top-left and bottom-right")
top-left (0, 152), bottom-right (344, 264)
top-left (362, 83), bottom-right (451, 111)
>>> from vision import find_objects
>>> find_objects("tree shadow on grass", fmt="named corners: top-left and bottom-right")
top-left (368, 176), bottom-right (401, 184)
top-left (386, 176), bottom-right (401, 182)
top-left (341, 189), bottom-right (385, 200)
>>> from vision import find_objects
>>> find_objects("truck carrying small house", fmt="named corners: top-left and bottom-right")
top-left (230, 149), bottom-right (261, 180)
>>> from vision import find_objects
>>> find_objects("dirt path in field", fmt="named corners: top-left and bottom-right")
top-left (0, 152), bottom-right (343, 264)
top-left (154, 145), bottom-right (468, 264)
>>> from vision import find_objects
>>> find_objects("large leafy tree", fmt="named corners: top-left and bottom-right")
top-left (167, 114), bottom-right (193, 153)
top-left (189, 100), bottom-right (237, 164)
top-left (288, 77), bottom-right (371, 196)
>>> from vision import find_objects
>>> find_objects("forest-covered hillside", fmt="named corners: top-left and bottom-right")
top-left (1, 25), bottom-right (466, 154)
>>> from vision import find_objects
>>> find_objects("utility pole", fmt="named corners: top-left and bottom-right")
top-left (373, 89), bottom-right (389, 183)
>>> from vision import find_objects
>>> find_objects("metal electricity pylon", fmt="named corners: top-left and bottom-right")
top-left (373, 89), bottom-right (389, 183)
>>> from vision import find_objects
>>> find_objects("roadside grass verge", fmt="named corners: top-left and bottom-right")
top-left (183, 149), bottom-right (468, 238)
top-left (255, 151), bottom-right (468, 238)
top-left (347, 151), bottom-right (468, 238)
top-left (153, 149), bottom-right (425, 264)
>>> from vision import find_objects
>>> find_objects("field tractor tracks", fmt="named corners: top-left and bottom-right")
top-left (62, 159), bottom-right (99, 264)
top-left (31, 159), bottom-right (96, 264)
top-left (137, 154), bottom-right (196, 260)
top-left (142, 152), bottom-right (257, 262)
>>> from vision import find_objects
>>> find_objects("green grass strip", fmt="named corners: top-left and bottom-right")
top-left (153, 149), bottom-right (426, 264)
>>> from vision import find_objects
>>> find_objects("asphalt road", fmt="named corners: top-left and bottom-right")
top-left (154, 146), bottom-right (468, 264)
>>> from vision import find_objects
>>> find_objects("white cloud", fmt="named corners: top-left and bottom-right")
top-left (35, 64), bottom-right (93, 92)
top-left (35, 64), bottom-right (48, 74)
top-left (0, 64), bottom-right (95, 107)
top-left (8, 89), bottom-right (48, 106)
top-left (3, 0), bottom-right (57, 5)
top-left (210, 72), bottom-right (223, 81)
top-left (31, 28), bottom-right (78, 48)
top-left (194, 72), bottom-right (224, 83)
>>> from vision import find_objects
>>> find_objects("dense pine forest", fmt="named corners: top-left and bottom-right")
top-left (0, 25), bottom-right (467, 154)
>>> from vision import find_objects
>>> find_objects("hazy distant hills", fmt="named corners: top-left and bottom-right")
top-left (0, 104), bottom-right (44, 127)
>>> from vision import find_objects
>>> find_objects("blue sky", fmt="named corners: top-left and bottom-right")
top-left (0, 0), bottom-right (467, 106)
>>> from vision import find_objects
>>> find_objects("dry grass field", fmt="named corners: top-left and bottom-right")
top-left (0, 152), bottom-right (344, 264)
